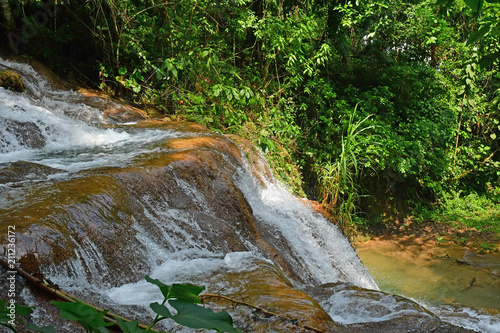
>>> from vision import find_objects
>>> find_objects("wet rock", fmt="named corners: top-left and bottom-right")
top-left (203, 262), bottom-right (343, 332)
top-left (0, 70), bottom-right (25, 92)
top-left (0, 125), bottom-right (264, 286)
top-left (0, 161), bottom-right (63, 184)
top-left (227, 134), bottom-right (275, 186)
top-left (0, 264), bottom-right (83, 332)
top-left (308, 283), bottom-right (478, 333)
top-left (0, 119), bottom-right (46, 150)
top-left (0, 174), bottom-right (146, 285)
top-left (78, 89), bottom-right (148, 123)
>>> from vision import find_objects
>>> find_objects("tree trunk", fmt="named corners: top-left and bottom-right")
top-left (0, 0), bottom-right (16, 52)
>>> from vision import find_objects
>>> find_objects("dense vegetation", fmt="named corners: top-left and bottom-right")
top-left (1, 0), bottom-right (499, 239)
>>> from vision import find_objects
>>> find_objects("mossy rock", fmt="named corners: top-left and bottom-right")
top-left (0, 70), bottom-right (26, 92)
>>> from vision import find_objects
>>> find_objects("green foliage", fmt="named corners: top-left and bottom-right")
top-left (114, 318), bottom-right (148, 333)
top-left (150, 301), bottom-right (239, 333)
top-left (144, 275), bottom-right (240, 333)
top-left (144, 276), bottom-right (204, 304)
top-left (7, 0), bottom-right (500, 235)
top-left (436, 189), bottom-right (500, 234)
top-left (416, 186), bottom-right (500, 236)
top-left (439, 0), bottom-right (500, 67)
top-left (51, 301), bottom-right (113, 333)
top-left (27, 325), bottom-right (57, 333)
top-left (1, 299), bottom-right (30, 331)
top-left (479, 242), bottom-right (499, 253)
top-left (0, 298), bottom-right (55, 333)
top-left (1, 277), bottom-right (239, 333)
top-left (317, 106), bottom-right (375, 237)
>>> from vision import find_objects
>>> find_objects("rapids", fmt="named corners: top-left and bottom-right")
top-left (0, 57), bottom-right (494, 332)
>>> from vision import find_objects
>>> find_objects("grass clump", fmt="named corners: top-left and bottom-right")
top-left (434, 187), bottom-right (500, 236)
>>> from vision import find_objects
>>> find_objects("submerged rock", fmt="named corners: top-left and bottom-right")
top-left (0, 70), bottom-right (25, 92)
top-left (0, 161), bottom-right (63, 184)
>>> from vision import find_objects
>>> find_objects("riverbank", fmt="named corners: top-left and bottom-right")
top-left (354, 217), bottom-right (500, 254)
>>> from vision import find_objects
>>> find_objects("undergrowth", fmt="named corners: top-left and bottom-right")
top-left (435, 187), bottom-right (500, 235)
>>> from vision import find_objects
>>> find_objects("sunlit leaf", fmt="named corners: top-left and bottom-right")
top-left (169, 284), bottom-right (204, 303)
top-left (166, 300), bottom-right (241, 333)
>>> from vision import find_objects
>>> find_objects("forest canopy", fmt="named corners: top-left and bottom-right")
top-left (1, 0), bottom-right (499, 236)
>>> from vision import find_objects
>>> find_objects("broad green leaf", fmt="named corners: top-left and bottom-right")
top-left (15, 304), bottom-right (34, 317)
top-left (0, 301), bottom-right (15, 323)
top-left (168, 300), bottom-right (241, 333)
top-left (51, 301), bottom-right (112, 331)
top-left (0, 302), bottom-right (34, 324)
top-left (149, 302), bottom-right (173, 319)
top-left (212, 84), bottom-right (223, 97)
top-left (232, 89), bottom-right (240, 101)
top-left (26, 324), bottom-right (57, 333)
top-left (491, 133), bottom-right (497, 140)
top-left (144, 275), bottom-right (172, 299)
top-left (116, 318), bottom-right (148, 333)
top-left (169, 284), bottom-right (204, 303)
top-left (467, 25), bottom-right (490, 45)
top-left (148, 282), bottom-right (204, 308)
top-left (463, 0), bottom-right (484, 12)
top-left (479, 51), bottom-right (500, 67)
top-left (492, 24), bottom-right (500, 37)
top-left (118, 67), bottom-right (127, 75)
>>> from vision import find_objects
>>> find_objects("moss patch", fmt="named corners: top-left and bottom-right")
top-left (0, 70), bottom-right (26, 92)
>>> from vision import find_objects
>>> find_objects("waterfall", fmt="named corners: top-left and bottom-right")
top-left (1, 57), bottom-right (495, 333)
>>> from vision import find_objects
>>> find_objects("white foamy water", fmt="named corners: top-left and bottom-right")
top-left (317, 283), bottom-right (500, 332)
top-left (237, 175), bottom-right (378, 290)
top-left (107, 251), bottom-right (269, 305)
top-left (431, 305), bottom-right (500, 333)
top-left (0, 57), bottom-right (108, 123)
top-left (0, 59), bottom-right (177, 172)
top-left (321, 287), bottom-right (433, 324)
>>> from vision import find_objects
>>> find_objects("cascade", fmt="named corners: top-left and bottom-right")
top-left (0, 57), bottom-right (496, 332)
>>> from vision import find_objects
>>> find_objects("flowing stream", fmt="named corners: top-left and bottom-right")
top-left (356, 238), bottom-right (500, 332)
top-left (1, 57), bottom-right (499, 332)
